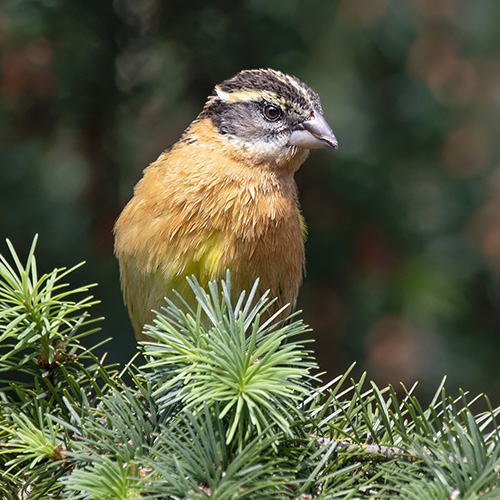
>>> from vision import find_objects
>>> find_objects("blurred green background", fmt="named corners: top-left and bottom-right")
top-left (1, 0), bottom-right (500, 401)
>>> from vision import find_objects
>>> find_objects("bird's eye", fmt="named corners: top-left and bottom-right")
top-left (263, 104), bottom-right (282, 121)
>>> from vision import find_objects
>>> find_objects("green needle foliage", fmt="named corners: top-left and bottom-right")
top-left (0, 235), bottom-right (101, 369)
top-left (144, 273), bottom-right (317, 446)
top-left (1, 236), bottom-right (500, 499)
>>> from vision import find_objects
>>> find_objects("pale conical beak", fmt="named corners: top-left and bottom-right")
top-left (288, 110), bottom-right (338, 150)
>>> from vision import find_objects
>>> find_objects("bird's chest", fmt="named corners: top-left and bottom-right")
top-left (217, 189), bottom-right (306, 280)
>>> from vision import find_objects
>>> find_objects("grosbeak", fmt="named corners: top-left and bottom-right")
top-left (114, 68), bottom-right (337, 340)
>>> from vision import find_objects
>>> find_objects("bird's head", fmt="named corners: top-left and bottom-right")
top-left (198, 68), bottom-right (338, 169)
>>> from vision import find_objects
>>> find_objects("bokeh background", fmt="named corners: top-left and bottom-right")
top-left (1, 0), bottom-right (500, 402)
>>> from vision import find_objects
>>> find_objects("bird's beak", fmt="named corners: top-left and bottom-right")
top-left (288, 110), bottom-right (338, 150)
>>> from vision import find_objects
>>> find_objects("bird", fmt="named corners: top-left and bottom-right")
top-left (114, 68), bottom-right (337, 340)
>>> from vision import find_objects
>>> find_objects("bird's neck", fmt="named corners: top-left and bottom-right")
top-left (177, 117), bottom-right (310, 177)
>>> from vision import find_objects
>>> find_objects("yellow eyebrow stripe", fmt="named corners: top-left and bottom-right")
top-left (215, 86), bottom-right (279, 104)
top-left (214, 85), bottom-right (309, 115)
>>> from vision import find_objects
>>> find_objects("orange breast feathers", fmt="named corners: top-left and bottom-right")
top-left (114, 118), bottom-right (307, 338)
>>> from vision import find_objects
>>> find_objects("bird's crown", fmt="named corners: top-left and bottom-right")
top-left (211, 68), bottom-right (322, 117)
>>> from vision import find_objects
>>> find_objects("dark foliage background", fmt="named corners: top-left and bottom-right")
top-left (1, 0), bottom-right (499, 401)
